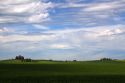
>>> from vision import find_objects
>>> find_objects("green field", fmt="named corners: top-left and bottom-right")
top-left (1, 60), bottom-right (125, 83)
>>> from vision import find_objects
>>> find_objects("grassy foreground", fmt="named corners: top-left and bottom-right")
top-left (1, 60), bottom-right (125, 83)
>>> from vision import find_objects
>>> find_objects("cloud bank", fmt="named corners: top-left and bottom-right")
top-left (1, 25), bottom-right (125, 60)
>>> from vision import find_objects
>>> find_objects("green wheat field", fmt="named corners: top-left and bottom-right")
top-left (1, 60), bottom-right (125, 83)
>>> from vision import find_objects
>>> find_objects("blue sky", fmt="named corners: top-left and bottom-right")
top-left (0, 0), bottom-right (125, 60)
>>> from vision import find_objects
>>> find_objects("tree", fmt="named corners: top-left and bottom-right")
top-left (15, 55), bottom-right (24, 60)
top-left (73, 60), bottom-right (77, 62)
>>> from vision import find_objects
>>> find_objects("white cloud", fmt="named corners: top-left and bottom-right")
top-left (84, 2), bottom-right (122, 12)
top-left (0, 0), bottom-right (54, 24)
top-left (0, 34), bottom-right (56, 43)
top-left (0, 0), bottom-right (35, 5)
top-left (28, 13), bottom-right (49, 23)
top-left (57, 3), bottom-right (87, 8)
top-left (50, 44), bottom-right (73, 49)
top-left (0, 27), bottom-right (14, 33)
top-left (0, 27), bottom-right (9, 33)
top-left (33, 24), bottom-right (49, 30)
top-left (85, 27), bottom-right (124, 38)
top-left (57, 0), bottom-right (125, 11)
top-left (65, 0), bottom-right (83, 3)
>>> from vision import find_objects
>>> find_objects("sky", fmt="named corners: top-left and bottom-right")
top-left (0, 0), bottom-right (125, 60)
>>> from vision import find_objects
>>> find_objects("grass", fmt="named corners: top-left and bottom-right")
top-left (1, 60), bottom-right (125, 83)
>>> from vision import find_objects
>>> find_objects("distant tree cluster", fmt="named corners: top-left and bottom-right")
top-left (15, 55), bottom-right (24, 60)
top-left (73, 60), bottom-right (77, 62)
top-left (100, 58), bottom-right (112, 61)
top-left (15, 55), bottom-right (32, 62)
top-left (25, 58), bottom-right (32, 62)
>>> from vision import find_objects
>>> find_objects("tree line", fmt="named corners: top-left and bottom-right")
top-left (15, 55), bottom-right (115, 62)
